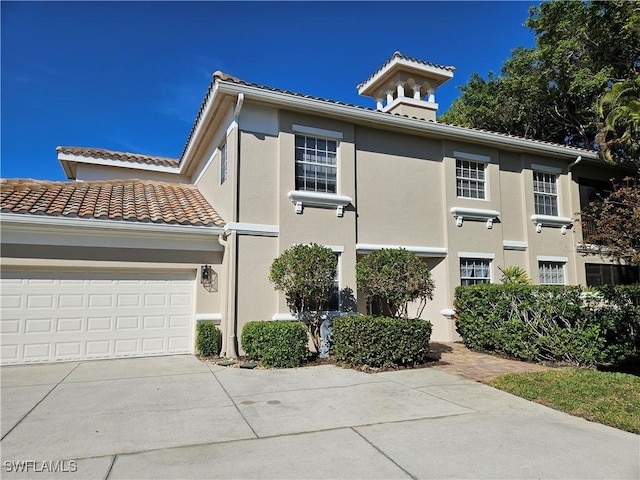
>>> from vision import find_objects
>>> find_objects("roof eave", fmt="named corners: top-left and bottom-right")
top-left (357, 59), bottom-right (455, 97)
top-left (0, 212), bottom-right (225, 235)
top-left (215, 80), bottom-right (599, 161)
top-left (57, 152), bottom-right (182, 178)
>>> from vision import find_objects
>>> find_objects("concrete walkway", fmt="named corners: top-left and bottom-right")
top-left (1, 355), bottom-right (638, 479)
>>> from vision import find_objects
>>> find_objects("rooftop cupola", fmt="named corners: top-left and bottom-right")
top-left (357, 51), bottom-right (455, 121)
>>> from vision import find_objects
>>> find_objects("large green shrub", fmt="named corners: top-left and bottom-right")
top-left (195, 321), bottom-right (221, 356)
top-left (594, 285), bottom-right (640, 365)
top-left (269, 243), bottom-right (337, 350)
top-left (454, 284), bottom-right (640, 367)
top-left (356, 248), bottom-right (434, 319)
top-left (241, 321), bottom-right (309, 368)
top-left (332, 315), bottom-right (432, 368)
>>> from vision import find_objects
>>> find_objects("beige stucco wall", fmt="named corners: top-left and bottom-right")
top-left (238, 130), bottom-right (278, 225)
top-left (75, 164), bottom-right (190, 183)
top-left (235, 235), bottom-right (279, 353)
top-left (192, 105), bottom-right (235, 223)
top-left (356, 127), bottom-right (445, 247)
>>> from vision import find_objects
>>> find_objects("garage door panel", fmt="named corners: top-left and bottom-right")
top-left (1, 270), bottom-right (196, 365)
top-left (25, 318), bottom-right (53, 333)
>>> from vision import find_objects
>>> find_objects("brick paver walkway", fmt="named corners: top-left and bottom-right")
top-left (428, 342), bottom-right (552, 381)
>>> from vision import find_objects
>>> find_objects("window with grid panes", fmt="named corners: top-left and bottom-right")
top-left (538, 262), bottom-right (565, 285)
top-left (456, 159), bottom-right (486, 199)
top-left (533, 171), bottom-right (558, 216)
top-left (220, 142), bottom-right (227, 185)
top-left (295, 135), bottom-right (337, 193)
top-left (460, 258), bottom-right (491, 285)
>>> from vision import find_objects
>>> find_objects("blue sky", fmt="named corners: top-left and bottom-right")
top-left (2, 1), bottom-right (538, 181)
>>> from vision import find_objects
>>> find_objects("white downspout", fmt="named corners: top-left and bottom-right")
top-left (221, 92), bottom-right (244, 359)
top-left (568, 156), bottom-right (582, 285)
top-left (217, 233), bottom-right (230, 357)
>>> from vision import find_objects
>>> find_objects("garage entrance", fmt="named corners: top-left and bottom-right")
top-left (0, 269), bottom-right (196, 364)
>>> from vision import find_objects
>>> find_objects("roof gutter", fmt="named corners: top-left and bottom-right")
top-left (216, 81), bottom-right (599, 162)
top-left (0, 213), bottom-right (224, 236)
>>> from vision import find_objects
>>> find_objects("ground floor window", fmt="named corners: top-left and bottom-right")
top-left (539, 261), bottom-right (565, 285)
top-left (585, 263), bottom-right (639, 286)
top-left (460, 258), bottom-right (491, 285)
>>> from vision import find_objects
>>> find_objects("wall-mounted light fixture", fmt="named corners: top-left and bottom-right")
top-left (201, 265), bottom-right (213, 285)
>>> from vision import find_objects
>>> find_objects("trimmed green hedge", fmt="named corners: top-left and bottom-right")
top-left (195, 321), bottom-right (221, 356)
top-left (332, 315), bottom-right (432, 368)
top-left (454, 284), bottom-right (640, 366)
top-left (594, 285), bottom-right (640, 365)
top-left (241, 321), bottom-right (309, 368)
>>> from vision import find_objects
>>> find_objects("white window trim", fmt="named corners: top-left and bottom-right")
top-left (454, 151), bottom-right (491, 163)
top-left (294, 132), bottom-right (340, 197)
top-left (538, 261), bottom-right (566, 285)
top-left (287, 190), bottom-right (352, 217)
top-left (450, 207), bottom-right (500, 229)
top-left (356, 243), bottom-right (447, 257)
top-left (503, 240), bottom-right (528, 251)
top-left (459, 257), bottom-right (493, 284)
top-left (533, 169), bottom-right (561, 219)
top-left (531, 164), bottom-right (562, 174)
top-left (292, 124), bottom-right (343, 140)
top-left (537, 255), bottom-right (569, 263)
top-left (458, 252), bottom-right (495, 259)
top-left (220, 141), bottom-right (227, 185)
top-left (455, 157), bottom-right (489, 201)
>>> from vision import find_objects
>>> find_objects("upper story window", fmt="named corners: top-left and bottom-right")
top-left (538, 261), bottom-right (565, 285)
top-left (533, 171), bottom-right (558, 216)
top-left (456, 159), bottom-right (486, 199)
top-left (460, 258), bottom-right (491, 285)
top-left (220, 142), bottom-right (227, 185)
top-left (295, 135), bottom-right (337, 194)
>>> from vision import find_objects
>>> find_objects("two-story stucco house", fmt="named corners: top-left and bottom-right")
top-left (1, 52), bottom-right (635, 365)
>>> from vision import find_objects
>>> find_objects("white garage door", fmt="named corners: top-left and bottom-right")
top-left (0, 270), bottom-right (196, 365)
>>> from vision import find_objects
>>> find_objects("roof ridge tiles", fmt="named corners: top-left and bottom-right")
top-left (1, 178), bottom-right (224, 227)
top-left (56, 146), bottom-right (180, 168)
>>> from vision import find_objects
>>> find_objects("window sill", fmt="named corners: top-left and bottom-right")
top-left (530, 214), bottom-right (573, 234)
top-left (287, 190), bottom-right (352, 217)
top-left (450, 207), bottom-right (500, 229)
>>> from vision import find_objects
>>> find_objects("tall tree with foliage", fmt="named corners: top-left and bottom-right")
top-left (596, 78), bottom-right (640, 164)
top-left (580, 177), bottom-right (640, 266)
top-left (440, 0), bottom-right (640, 158)
top-left (356, 248), bottom-right (434, 319)
top-left (269, 243), bottom-right (337, 350)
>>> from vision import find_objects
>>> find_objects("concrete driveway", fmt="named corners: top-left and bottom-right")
top-left (1, 355), bottom-right (638, 479)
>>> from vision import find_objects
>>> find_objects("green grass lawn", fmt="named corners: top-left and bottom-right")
top-left (486, 369), bottom-right (640, 434)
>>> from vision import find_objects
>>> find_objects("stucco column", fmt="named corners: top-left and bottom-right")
top-left (412, 84), bottom-right (422, 100)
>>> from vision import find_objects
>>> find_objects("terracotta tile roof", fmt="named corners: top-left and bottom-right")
top-left (356, 51), bottom-right (456, 89)
top-left (1, 179), bottom-right (224, 227)
top-left (57, 146), bottom-right (181, 168)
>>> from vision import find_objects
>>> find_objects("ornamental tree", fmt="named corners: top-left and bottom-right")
top-left (579, 177), bottom-right (640, 266)
top-left (356, 248), bottom-right (434, 319)
top-left (269, 243), bottom-right (337, 350)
